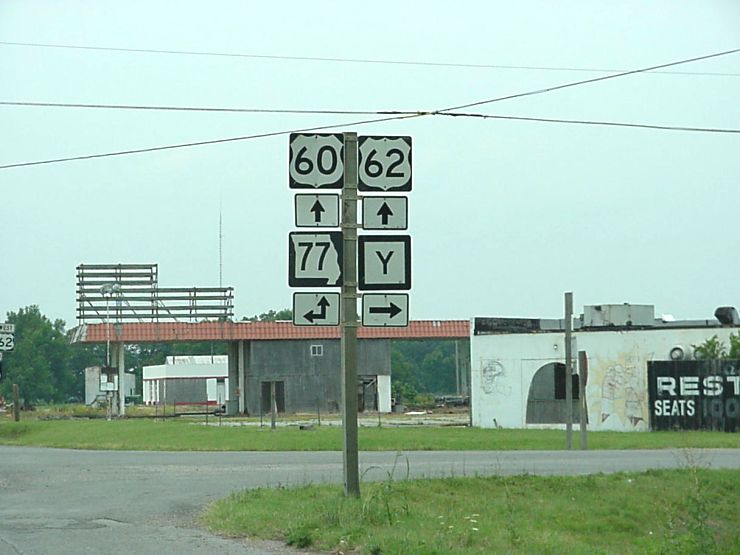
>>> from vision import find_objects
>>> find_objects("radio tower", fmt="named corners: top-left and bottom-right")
top-left (218, 201), bottom-right (223, 288)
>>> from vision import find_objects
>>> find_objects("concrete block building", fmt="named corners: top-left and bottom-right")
top-left (241, 335), bottom-right (391, 415)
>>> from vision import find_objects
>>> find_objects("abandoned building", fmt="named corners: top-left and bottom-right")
top-left (71, 319), bottom-right (469, 415)
top-left (471, 304), bottom-right (740, 432)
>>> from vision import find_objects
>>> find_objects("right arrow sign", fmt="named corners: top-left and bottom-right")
top-left (362, 294), bottom-right (409, 327)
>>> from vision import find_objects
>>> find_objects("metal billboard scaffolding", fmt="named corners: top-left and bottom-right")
top-left (76, 263), bottom-right (234, 323)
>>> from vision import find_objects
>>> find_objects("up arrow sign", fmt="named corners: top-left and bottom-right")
top-left (362, 197), bottom-right (408, 230)
top-left (295, 194), bottom-right (340, 228)
top-left (310, 199), bottom-right (325, 223)
top-left (376, 202), bottom-right (393, 226)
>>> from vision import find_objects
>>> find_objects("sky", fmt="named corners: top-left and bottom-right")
top-left (1, 1), bottom-right (739, 327)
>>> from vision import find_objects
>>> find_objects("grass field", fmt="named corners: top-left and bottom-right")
top-left (3, 411), bottom-right (739, 554)
top-left (1, 416), bottom-right (739, 451)
top-left (203, 468), bottom-right (740, 554)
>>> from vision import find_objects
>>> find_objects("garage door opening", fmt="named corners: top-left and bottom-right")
top-left (261, 381), bottom-right (286, 414)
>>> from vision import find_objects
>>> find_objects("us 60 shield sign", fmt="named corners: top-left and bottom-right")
top-left (289, 133), bottom-right (344, 189)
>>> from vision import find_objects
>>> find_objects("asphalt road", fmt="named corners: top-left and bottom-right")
top-left (1, 446), bottom-right (738, 555)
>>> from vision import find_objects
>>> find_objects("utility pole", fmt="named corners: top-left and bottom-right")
top-left (104, 288), bottom-right (113, 420)
top-left (455, 340), bottom-right (460, 394)
top-left (578, 350), bottom-right (588, 450)
top-left (116, 342), bottom-right (125, 418)
top-left (341, 132), bottom-right (360, 497)
top-left (12, 383), bottom-right (20, 422)
top-left (270, 381), bottom-right (277, 430)
top-left (564, 291), bottom-right (573, 450)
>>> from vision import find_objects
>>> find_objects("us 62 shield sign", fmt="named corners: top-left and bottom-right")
top-left (289, 133), bottom-right (344, 189)
top-left (358, 136), bottom-right (412, 192)
top-left (0, 333), bottom-right (14, 352)
top-left (288, 231), bottom-right (343, 287)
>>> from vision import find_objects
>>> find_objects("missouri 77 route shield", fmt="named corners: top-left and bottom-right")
top-left (288, 231), bottom-right (343, 287)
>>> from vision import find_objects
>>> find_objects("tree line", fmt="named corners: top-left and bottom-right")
top-left (693, 334), bottom-right (740, 359)
top-left (2, 305), bottom-right (461, 407)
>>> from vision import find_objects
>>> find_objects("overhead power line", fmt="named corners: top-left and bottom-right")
top-left (438, 47), bottom-right (740, 112)
top-left (1, 110), bottom-right (737, 171)
top-left (0, 100), bottom-right (388, 115)
top-left (1, 40), bottom-right (739, 77)
top-left (4, 45), bottom-right (739, 118)
top-left (1, 48), bottom-right (738, 170)
top-left (0, 113), bottom-right (423, 170)
top-left (2, 100), bottom-right (738, 134)
top-left (440, 112), bottom-right (740, 134)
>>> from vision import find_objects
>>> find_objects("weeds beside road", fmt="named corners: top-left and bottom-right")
top-left (2, 416), bottom-right (740, 451)
top-left (204, 467), bottom-right (740, 554)
top-left (2, 412), bottom-right (739, 554)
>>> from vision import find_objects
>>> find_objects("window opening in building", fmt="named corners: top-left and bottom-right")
top-left (310, 344), bottom-right (324, 357)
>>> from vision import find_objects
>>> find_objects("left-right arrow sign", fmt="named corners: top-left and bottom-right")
top-left (293, 292), bottom-right (340, 326)
top-left (304, 295), bottom-right (330, 323)
top-left (362, 293), bottom-right (409, 327)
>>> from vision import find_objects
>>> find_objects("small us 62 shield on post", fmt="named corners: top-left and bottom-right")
top-left (289, 133), bottom-right (344, 189)
top-left (288, 231), bottom-right (343, 287)
top-left (358, 136), bottom-right (412, 192)
top-left (0, 323), bottom-right (15, 352)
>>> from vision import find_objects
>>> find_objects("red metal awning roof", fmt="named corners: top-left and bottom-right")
top-left (71, 320), bottom-right (470, 343)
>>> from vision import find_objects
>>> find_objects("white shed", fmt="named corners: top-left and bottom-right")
top-left (84, 366), bottom-right (136, 405)
top-left (143, 355), bottom-right (229, 407)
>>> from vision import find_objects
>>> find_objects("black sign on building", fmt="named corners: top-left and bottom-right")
top-left (648, 360), bottom-right (740, 432)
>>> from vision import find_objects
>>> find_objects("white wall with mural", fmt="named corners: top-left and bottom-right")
top-left (471, 326), bottom-right (738, 431)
